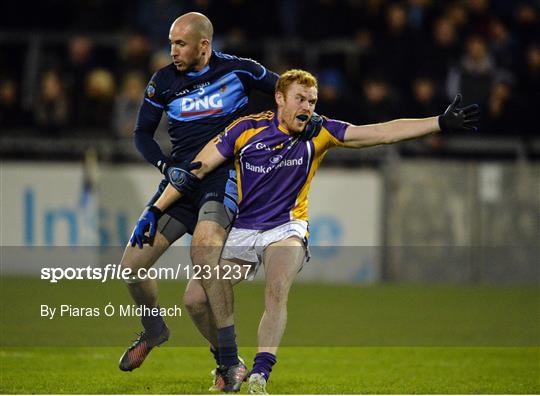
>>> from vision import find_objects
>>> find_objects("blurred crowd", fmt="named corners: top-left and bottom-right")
top-left (0, 0), bottom-right (538, 140)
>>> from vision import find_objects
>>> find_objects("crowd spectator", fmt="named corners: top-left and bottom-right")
top-left (150, 50), bottom-right (172, 74)
top-left (0, 0), bottom-right (536, 141)
top-left (348, 29), bottom-right (378, 87)
top-left (117, 33), bottom-right (152, 79)
top-left (315, 69), bottom-right (356, 122)
top-left (420, 17), bottom-right (460, 87)
top-left (484, 76), bottom-right (521, 135)
top-left (64, 36), bottom-right (96, 127)
top-left (513, 3), bottom-right (539, 47)
top-left (79, 69), bottom-right (116, 132)
top-left (445, 2), bottom-right (469, 33)
top-left (447, 35), bottom-right (496, 106)
top-left (489, 19), bottom-right (517, 72)
top-left (408, 75), bottom-right (446, 150)
top-left (113, 72), bottom-right (146, 139)
top-left (34, 71), bottom-right (69, 135)
top-left (359, 78), bottom-right (398, 124)
top-left (375, 3), bottom-right (417, 95)
top-left (0, 79), bottom-right (24, 130)
top-left (407, 77), bottom-right (445, 117)
top-left (522, 44), bottom-right (540, 101)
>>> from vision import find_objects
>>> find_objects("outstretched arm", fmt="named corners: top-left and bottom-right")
top-left (342, 94), bottom-right (479, 148)
top-left (342, 116), bottom-right (440, 148)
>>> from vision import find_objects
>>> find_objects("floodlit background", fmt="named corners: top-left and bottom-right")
top-left (1, 0), bottom-right (538, 283)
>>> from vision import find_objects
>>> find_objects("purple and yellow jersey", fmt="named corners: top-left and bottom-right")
top-left (215, 110), bottom-right (349, 230)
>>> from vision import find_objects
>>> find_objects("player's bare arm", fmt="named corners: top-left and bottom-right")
top-left (153, 138), bottom-right (228, 212)
top-left (342, 116), bottom-right (440, 148)
top-left (192, 136), bottom-right (229, 179)
top-left (342, 94), bottom-right (479, 148)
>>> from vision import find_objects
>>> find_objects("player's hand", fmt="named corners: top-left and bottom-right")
top-left (157, 159), bottom-right (174, 181)
top-left (298, 112), bottom-right (323, 141)
top-left (166, 160), bottom-right (202, 194)
top-left (130, 205), bottom-right (163, 248)
top-left (438, 94), bottom-right (480, 133)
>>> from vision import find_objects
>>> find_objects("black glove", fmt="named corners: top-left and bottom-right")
top-left (166, 160), bottom-right (202, 195)
top-left (298, 112), bottom-right (323, 141)
top-left (438, 94), bottom-right (480, 133)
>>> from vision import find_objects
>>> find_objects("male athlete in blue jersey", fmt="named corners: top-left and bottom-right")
top-left (118, 12), bottom-right (321, 389)
top-left (136, 69), bottom-right (479, 393)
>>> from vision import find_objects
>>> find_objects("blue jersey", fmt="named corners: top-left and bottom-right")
top-left (133, 51), bottom-right (278, 166)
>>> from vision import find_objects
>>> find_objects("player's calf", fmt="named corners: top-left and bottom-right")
top-left (118, 228), bottom-right (172, 372)
top-left (118, 276), bottom-right (170, 372)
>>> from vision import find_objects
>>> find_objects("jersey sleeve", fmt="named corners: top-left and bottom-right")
top-left (215, 118), bottom-right (252, 159)
top-left (236, 57), bottom-right (278, 95)
top-left (133, 70), bottom-right (171, 167)
top-left (143, 71), bottom-right (168, 109)
top-left (321, 117), bottom-right (350, 148)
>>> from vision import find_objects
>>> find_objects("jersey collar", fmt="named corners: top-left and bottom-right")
top-left (186, 65), bottom-right (210, 77)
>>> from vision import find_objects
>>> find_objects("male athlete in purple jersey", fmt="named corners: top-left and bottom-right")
top-left (134, 69), bottom-right (479, 393)
top-left (118, 12), bottom-right (322, 391)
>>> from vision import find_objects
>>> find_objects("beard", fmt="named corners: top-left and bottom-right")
top-left (174, 53), bottom-right (204, 73)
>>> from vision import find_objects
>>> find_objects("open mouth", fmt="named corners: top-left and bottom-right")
top-left (296, 114), bottom-right (309, 122)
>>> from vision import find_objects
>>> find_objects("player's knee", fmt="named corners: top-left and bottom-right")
top-left (119, 247), bottom-right (140, 274)
top-left (190, 234), bottom-right (225, 267)
top-left (265, 282), bottom-right (289, 311)
top-left (183, 286), bottom-right (208, 314)
top-left (192, 221), bottom-right (226, 246)
top-left (120, 259), bottom-right (144, 284)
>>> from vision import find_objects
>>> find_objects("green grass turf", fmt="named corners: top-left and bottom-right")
top-left (1, 277), bottom-right (539, 393)
top-left (1, 347), bottom-right (538, 393)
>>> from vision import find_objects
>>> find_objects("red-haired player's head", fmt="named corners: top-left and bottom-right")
top-left (275, 69), bottom-right (319, 134)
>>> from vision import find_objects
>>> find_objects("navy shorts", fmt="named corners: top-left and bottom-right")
top-left (147, 164), bottom-right (238, 235)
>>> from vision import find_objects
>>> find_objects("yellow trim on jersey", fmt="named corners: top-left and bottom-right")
top-left (225, 111), bottom-right (274, 132)
top-left (234, 157), bottom-right (243, 204)
top-left (225, 112), bottom-right (274, 205)
top-left (233, 126), bottom-right (269, 155)
top-left (325, 126), bottom-right (346, 147)
top-left (277, 123), bottom-right (290, 135)
top-left (290, 127), bottom-right (338, 221)
top-left (232, 124), bottom-right (270, 203)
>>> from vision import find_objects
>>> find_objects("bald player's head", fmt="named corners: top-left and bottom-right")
top-left (169, 12), bottom-right (213, 72)
top-left (171, 12), bottom-right (213, 42)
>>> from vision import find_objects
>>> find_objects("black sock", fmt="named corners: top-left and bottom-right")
top-left (217, 325), bottom-right (239, 366)
top-left (210, 345), bottom-right (220, 366)
top-left (140, 305), bottom-right (165, 337)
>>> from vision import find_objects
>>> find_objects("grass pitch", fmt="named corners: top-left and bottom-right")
top-left (1, 277), bottom-right (539, 393)
top-left (1, 347), bottom-right (538, 394)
